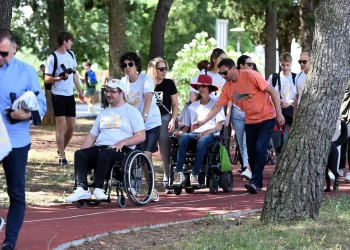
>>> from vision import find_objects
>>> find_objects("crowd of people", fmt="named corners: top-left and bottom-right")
top-left (1, 27), bottom-right (349, 250)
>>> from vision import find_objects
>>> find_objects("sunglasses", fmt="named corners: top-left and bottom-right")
top-left (0, 51), bottom-right (10, 57)
top-left (245, 62), bottom-right (253, 67)
top-left (121, 62), bottom-right (135, 68)
top-left (156, 67), bottom-right (168, 72)
top-left (298, 60), bottom-right (309, 65)
top-left (219, 68), bottom-right (232, 76)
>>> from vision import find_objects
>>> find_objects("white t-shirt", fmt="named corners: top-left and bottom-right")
top-left (90, 103), bottom-right (145, 148)
top-left (268, 73), bottom-right (295, 105)
top-left (294, 71), bottom-right (307, 104)
top-left (192, 70), bottom-right (245, 120)
top-left (45, 51), bottom-right (77, 96)
top-left (183, 98), bottom-right (225, 134)
top-left (121, 73), bottom-right (161, 130)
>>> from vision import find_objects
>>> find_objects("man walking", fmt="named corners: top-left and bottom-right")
top-left (0, 29), bottom-right (47, 250)
top-left (44, 31), bottom-right (84, 166)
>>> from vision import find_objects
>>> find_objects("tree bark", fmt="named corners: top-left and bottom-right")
top-left (108, 0), bottom-right (126, 79)
top-left (299, 0), bottom-right (314, 51)
top-left (148, 0), bottom-right (173, 61)
top-left (42, 0), bottom-right (64, 126)
top-left (0, 0), bottom-right (12, 29)
top-left (277, 33), bottom-right (292, 57)
top-left (264, 5), bottom-right (277, 79)
top-left (261, 0), bottom-right (350, 223)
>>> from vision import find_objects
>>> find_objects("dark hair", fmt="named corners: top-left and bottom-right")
top-left (197, 60), bottom-right (209, 71)
top-left (0, 29), bottom-right (16, 43)
top-left (252, 62), bottom-right (259, 72)
top-left (218, 58), bottom-right (236, 69)
top-left (119, 52), bottom-right (142, 73)
top-left (84, 62), bottom-right (92, 67)
top-left (208, 48), bottom-right (226, 71)
top-left (236, 55), bottom-right (251, 69)
top-left (57, 31), bottom-right (74, 46)
top-left (39, 64), bottom-right (45, 68)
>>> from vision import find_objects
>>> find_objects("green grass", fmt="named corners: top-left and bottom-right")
top-left (174, 196), bottom-right (350, 250)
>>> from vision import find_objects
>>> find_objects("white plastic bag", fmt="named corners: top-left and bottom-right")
top-left (0, 115), bottom-right (12, 161)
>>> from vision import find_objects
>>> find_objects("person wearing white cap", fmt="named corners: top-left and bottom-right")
top-left (66, 79), bottom-right (146, 202)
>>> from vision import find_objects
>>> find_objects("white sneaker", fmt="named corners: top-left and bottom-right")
top-left (345, 172), bottom-right (350, 181)
top-left (328, 170), bottom-right (335, 180)
top-left (93, 188), bottom-right (107, 200)
top-left (190, 174), bottom-right (199, 186)
top-left (0, 217), bottom-right (4, 232)
top-left (338, 169), bottom-right (344, 177)
top-left (66, 187), bottom-right (91, 202)
top-left (241, 169), bottom-right (252, 180)
top-left (172, 171), bottom-right (185, 187)
top-left (150, 189), bottom-right (160, 202)
top-left (88, 104), bottom-right (95, 113)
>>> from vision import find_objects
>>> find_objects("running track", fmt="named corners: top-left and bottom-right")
top-left (1, 165), bottom-right (349, 249)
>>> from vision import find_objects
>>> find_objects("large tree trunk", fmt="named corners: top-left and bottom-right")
top-left (277, 34), bottom-right (292, 57)
top-left (264, 5), bottom-right (277, 79)
top-left (42, 0), bottom-right (64, 126)
top-left (0, 0), bottom-right (12, 29)
top-left (148, 0), bottom-right (173, 61)
top-left (299, 0), bottom-right (314, 51)
top-left (261, 0), bottom-right (350, 223)
top-left (108, 0), bottom-right (126, 79)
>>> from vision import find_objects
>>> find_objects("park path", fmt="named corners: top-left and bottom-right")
top-left (0, 164), bottom-right (349, 250)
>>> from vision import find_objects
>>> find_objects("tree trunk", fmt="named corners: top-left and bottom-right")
top-left (108, 0), bottom-right (126, 79)
top-left (42, 0), bottom-right (64, 126)
top-left (0, 0), bottom-right (12, 29)
top-left (299, 0), bottom-right (314, 51)
top-left (261, 0), bottom-right (350, 223)
top-left (264, 5), bottom-right (277, 79)
top-left (148, 0), bottom-right (173, 61)
top-left (277, 34), bottom-right (292, 57)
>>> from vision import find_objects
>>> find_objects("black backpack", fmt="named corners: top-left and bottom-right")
top-left (51, 50), bottom-right (75, 77)
top-left (272, 72), bottom-right (297, 91)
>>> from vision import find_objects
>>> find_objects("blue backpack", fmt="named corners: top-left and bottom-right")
top-left (85, 70), bottom-right (98, 87)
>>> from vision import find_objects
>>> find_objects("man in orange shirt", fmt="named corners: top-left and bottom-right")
top-left (192, 58), bottom-right (285, 194)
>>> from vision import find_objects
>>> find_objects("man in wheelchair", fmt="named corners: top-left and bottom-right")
top-left (66, 79), bottom-right (146, 202)
top-left (173, 75), bottom-right (225, 187)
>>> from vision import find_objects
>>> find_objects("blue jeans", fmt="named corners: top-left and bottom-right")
top-left (176, 132), bottom-right (216, 175)
top-left (245, 119), bottom-right (276, 188)
top-left (231, 117), bottom-right (249, 167)
top-left (2, 144), bottom-right (30, 247)
top-left (271, 122), bottom-right (292, 161)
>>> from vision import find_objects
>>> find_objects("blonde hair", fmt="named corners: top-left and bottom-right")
top-left (279, 52), bottom-right (292, 63)
top-left (147, 57), bottom-right (169, 87)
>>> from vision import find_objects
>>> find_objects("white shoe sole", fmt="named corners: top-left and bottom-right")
top-left (66, 193), bottom-right (92, 203)
top-left (0, 217), bottom-right (4, 232)
top-left (241, 171), bottom-right (252, 180)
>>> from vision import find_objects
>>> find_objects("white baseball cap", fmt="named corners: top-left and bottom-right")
top-left (105, 79), bottom-right (126, 92)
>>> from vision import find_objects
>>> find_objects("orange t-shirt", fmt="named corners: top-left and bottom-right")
top-left (217, 69), bottom-right (276, 124)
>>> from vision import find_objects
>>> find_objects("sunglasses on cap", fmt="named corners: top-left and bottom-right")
top-left (156, 67), bottom-right (168, 72)
top-left (218, 67), bottom-right (232, 76)
top-left (0, 51), bottom-right (9, 57)
top-left (245, 62), bottom-right (253, 67)
top-left (121, 62), bottom-right (135, 68)
top-left (298, 60), bottom-right (309, 65)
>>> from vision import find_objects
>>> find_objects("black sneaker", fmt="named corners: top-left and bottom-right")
top-left (60, 158), bottom-right (68, 167)
top-left (244, 183), bottom-right (257, 194)
top-left (2, 245), bottom-right (15, 250)
top-left (0, 217), bottom-right (4, 232)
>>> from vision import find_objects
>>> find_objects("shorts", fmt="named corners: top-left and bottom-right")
top-left (137, 126), bottom-right (161, 153)
top-left (84, 87), bottom-right (96, 97)
top-left (52, 94), bottom-right (76, 117)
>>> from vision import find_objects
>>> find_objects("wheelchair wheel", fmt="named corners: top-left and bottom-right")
top-left (75, 200), bottom-right (85, 208)
top-left (85, 200), bottom-right (101, 207)
top-left (209, 177), bottom-right (219, 194)
top-left (185, 187), bottom-right (195, 194)
top-left (124, 150), bottom-right (154, 206)
top-left (174, 188), bottom-right (182, 195)
top-left (117, 195), bottom-right (126, 208)
top-left (220, 171), bottom-right (234, 192)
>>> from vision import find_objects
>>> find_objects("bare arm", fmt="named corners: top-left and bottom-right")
top-left (168, 94), bottom-right (179, 133)
top-left (143, 92), bottom-right (153, 121)
top-left (264, 84), bottom-right (285, 125)
top-left (73, 67), bottom-right (83, 95)
top-left (293, 94), bottom-right (299, 117)
top-left (44, 73), bottom-right (64, 84)
top-left (81, 134), bottom-right (98, 149)
top-left (225, 101), bottom-right (232, 127)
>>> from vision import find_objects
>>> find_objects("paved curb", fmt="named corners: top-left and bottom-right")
top-left (53, 208), bottom-right (261, 250)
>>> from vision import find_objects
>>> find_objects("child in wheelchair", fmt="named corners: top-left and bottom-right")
top-left (66, 79), bottom-right (146, 203)
top-left (172, 75), bottom-right (226, 188)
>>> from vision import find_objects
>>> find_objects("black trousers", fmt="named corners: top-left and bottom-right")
top-left (74, 146), bottom-right (131, 189)
top-left (339, 137), bottom-right (350, 170)
top-left (326, 143), bottom-right (339, 189)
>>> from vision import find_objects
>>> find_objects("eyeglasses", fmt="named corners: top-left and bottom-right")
top-left (0, 51), bottom-right (10, 57)
top-left (121, 62), bottom-right (135, 68)
top-left (298, 60), bottom-right (309, 65)
top-left (245, 62), bottom-right (253, 67)
top-left (218, 68), bottom-right (232, 76)
top-left (156, 67), bottom-right (168, 72)
top-left (105, 89), bottom-right (121, 94)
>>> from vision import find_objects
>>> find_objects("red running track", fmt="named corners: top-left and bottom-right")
top-left (0, 165), bottom-right (349, 250)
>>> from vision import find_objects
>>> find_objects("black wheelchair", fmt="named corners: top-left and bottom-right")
top-left (165, 132), bottom-right (234, 195)
top-left (74, 149), bottom-right (155, 208)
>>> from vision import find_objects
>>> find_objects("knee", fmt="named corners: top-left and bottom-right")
top-left (178, 133), bottom-right (190, 145)
top-left (74, 149), bottom-right (84, 161)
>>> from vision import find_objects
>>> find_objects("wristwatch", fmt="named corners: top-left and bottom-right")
top-left (143, 113), bottom-right (148, 117)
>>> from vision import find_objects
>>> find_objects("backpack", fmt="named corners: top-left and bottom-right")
top-left (85, 69), bottom-right (98, 87)
top-left (272, 72), bottom-right (297, 91)
top-left (51, 50), bottom-right (75, 77)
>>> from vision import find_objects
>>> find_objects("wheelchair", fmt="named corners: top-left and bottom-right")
top-left (74, 149), bottom-right (155, 208)
top-left (165, 131), bottom-right (234, 195)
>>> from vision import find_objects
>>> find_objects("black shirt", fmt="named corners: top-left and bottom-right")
top-left (154, 78), bottom-right (178, 116)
